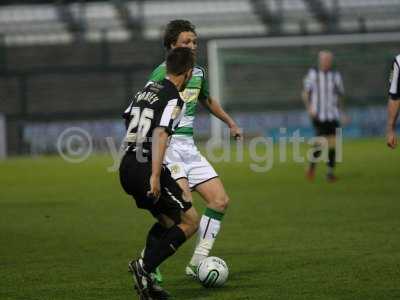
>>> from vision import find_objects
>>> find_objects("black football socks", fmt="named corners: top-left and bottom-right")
top-left (144, 222), bottom-right (169, 259)
top-left (143, 225), bottom-right (186, 273)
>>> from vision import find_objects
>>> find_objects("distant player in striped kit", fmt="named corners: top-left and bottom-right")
top-left (387, 54), bottom-right (400, 149)
top-left (302, 50), bottom-right (347, 182)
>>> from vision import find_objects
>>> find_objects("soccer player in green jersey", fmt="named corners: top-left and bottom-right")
top-left (147, 20), bottom-right (242, 279)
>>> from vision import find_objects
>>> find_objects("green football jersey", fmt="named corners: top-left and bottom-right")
top-left (148, 62), bottom-right (209, 136)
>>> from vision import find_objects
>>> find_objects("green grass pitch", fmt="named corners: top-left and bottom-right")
top-left (1, 138), bottom-right (399, 300)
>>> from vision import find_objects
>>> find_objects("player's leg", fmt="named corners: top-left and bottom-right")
top-left (324, 120), bottom-right (340, 182)
top-left (132, 171), bottom-right (198, 299)
top-left (144, 178), bottom-right (192, 284)
top-left (146, 211), bottom-right (175, 246)
top-left (326, 134), bottom-right (337, 181)
top-left (175, 178), bottom-right (194, 203)
top-left (142, 208), bottom-right (198, 270)
top-left (167, 139), bottom-right (228, 276)
top-left (306, 119), bottom-right (323, 180)
top-left (132, 209), bottom-right (197, 300)
top-left (307, 138), bottom-right (323, 180)
top-left (119, 155), bottom-right (163, 299)
top-left (142, 215), bottom-right (174, 267)
top-left (143, 166), bottom-right (198, 271)
top-left (186, 174), bottom-right (229, 276)
top-left (143, 146), bottom-right (189, 283)
top-left (133, 214), bottom-right (173, 300)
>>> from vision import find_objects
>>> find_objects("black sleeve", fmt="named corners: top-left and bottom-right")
top-left (122, 101), bottom-right (134, 129)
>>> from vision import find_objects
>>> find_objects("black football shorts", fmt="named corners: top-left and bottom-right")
top-left (312, 118), bottom-right (340, 136)
top-left (119, 152), bottom-right (192, 224)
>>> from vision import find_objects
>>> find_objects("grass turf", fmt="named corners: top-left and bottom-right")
top-left (1, 138), bottom-right (399, 300)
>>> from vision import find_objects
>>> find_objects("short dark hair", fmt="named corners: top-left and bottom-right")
top-left (166, 47), bottom-right (194, 76)
top-left (163, 19), bottom-right (196, 50)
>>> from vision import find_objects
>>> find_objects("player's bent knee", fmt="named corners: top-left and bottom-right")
top-left (188, 211), bottom-right (200, 232)
top-left (180, 208), bottom-right (199, 237)
top-left (189, 219), bottom-right (199, 235)
top-left (180, 221), bottom-right (198, 238)
top-left (182, 190), bottom-right (193, 203)
top-left (213, 194), bottom-right (230, 212)
top-left (157, 216), bottom-right (175, 229)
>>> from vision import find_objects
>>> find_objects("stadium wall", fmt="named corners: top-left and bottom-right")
top-left (0, 37), bottom-right (394, 156)
top-left (0, 40), bottom-right (208, 155)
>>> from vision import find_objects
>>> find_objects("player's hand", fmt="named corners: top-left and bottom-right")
top-left (341, 113), bottom-right (351, 126)
top-left (229, 124), bottom-right (243, 141)
top-left (387, 129), bottom-right (397, 149)
top-left (147, 174), bottom-right (161, 201)
top-left (308, 108), bottom-right (317, 119)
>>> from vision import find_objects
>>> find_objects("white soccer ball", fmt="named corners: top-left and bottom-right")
top-left (197, 256), bottom-right (229, 288)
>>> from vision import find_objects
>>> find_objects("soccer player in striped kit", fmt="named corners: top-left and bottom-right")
top-left (120, 48), bottom-right (199, 299)
top-left (387, 54), bottom-right (400, 149)
top-left (302, 50), bottom-right (347, 182)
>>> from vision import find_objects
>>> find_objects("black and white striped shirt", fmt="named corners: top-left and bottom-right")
top-left (304, 68), bottom-right (344, 122)
top-left (389, 54), bottom-right (400, 100)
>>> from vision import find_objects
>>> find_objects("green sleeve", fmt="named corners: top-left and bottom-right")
top-left (199, 69), bottom-right (210, 101)
top-left (148, 64), bottom-right (166, 82)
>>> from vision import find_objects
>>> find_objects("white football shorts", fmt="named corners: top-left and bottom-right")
top-left (164, 135), bottom-right (218, 190)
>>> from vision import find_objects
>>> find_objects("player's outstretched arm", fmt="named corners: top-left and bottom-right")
top-left (201, 96), bottom-right (242, 139)
top-left (148, 127), bottom-right (170, 199)
top-left (387, 98), bottom-right (400, 149)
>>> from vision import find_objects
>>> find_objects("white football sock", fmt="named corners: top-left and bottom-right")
top-left (189, 208), bottom-right (224, 267)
